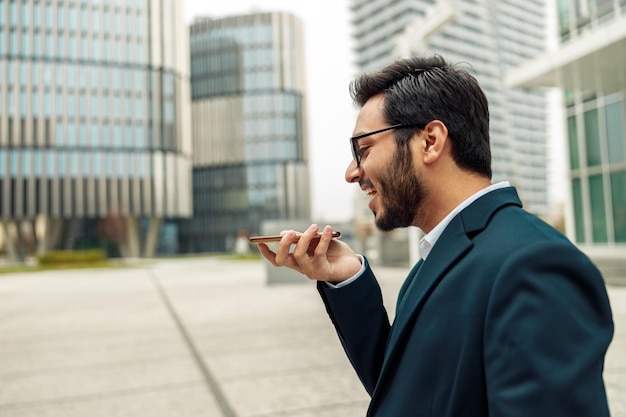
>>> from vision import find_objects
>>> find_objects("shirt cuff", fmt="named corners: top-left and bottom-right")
top-left (324, 254), bottom-right (366, 288)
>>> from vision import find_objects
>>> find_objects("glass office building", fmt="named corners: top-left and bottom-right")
top-left (508, 0), bottom-right (626, 247)
top-left (0, 0), bottom-right (192, 258)
top-left (180, 12), bottom-right (311, 253)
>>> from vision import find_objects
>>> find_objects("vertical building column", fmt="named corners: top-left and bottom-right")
top-left (1, 221), bottom-right (18, 261)
top-left (36, 216), bottom-right (65, 254)
top-left (125, 216), bottom-right (141, 258)
top-left (144, 217), bottom-right (162, 258)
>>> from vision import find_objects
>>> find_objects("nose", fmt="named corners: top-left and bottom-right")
top-left (345, 159), bottom-right (361, 183)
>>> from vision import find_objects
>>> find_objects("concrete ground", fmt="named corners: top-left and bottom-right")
top-left (0, 257), bottom-right (624, 417)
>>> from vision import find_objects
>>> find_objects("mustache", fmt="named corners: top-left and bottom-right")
top-left (359, 179), bottom-right (375, 189)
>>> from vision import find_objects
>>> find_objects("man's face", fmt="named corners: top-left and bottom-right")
top-left (345, 95), bottom-right (425, 231)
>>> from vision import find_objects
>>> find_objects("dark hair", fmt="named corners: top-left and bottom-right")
top-left (349, 55), bottom-right (492, 179)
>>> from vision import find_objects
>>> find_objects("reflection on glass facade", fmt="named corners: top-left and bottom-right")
top-left (510, 1), bottom-right (626, 248)
top-left (567, 93), bottom-right (626, 244)
top-left (558, 0), bottom-right (626, 41)
top-left (0, 0), bottom-right (191, 256)
top-left (558, 0), bottom-right (626, 245)
top-left (180, 12), bottom-right (310, 253)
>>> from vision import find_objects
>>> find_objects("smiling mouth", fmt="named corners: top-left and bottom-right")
top-left (361, 183), bottom-right (377, 198)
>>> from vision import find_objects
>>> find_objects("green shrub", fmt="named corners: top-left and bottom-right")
top-left (37, 249), bottom-right (108, 266)
top-left (73, 238), bottom-right (121, 258)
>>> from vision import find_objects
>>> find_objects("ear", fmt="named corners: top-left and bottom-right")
top-left (421, 120), bottom-right (448, 165)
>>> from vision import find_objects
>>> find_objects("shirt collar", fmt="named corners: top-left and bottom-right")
top-left (418, 181), bottom-right (511, 260)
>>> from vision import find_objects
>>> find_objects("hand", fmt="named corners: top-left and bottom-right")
top-left (256, 224), bottom-right (362, 283)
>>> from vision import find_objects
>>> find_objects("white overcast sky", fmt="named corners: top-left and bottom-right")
top-left (183, 0), bottom-right (359, 223)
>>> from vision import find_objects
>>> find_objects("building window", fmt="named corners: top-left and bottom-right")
top-left (589, 174), bottom-right (608, 243)
top-left (10, 30), bottom-right (18, 55)
top-left (34, 150), bottom-right (42, 176)
top-left (32, 91), bottom-right (39, 116)
top-left (572, 177), bottom-right (585, 243)
top-left (7, 91), bottom-right (14, 116)
top-left (91, 125), bottom-right (100, 147)
top-left (22, 150), bottom-right (31, 176)
top-left (10, 2), bottom-right (18, 26)
top-left (605, 99), bottom-right (625, 164)
top-left (611, 172), bottom-right (626, 242)
top-left (22, 29), bottom-right (31, 56)
top-left (567, 116), bottom-right (580, 170)
top-left (43, 4), bottom-right (53, 29)
top-left (58, 5), bottom-right (65, 28)
top-left (33, 31), bottom-right (42, 57)
top-left (584, 108), bottom-right (602, 167)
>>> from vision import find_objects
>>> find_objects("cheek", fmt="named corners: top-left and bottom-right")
top-left (361, 149), bottom-right (386, 173)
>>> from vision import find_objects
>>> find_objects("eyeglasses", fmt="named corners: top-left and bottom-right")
top-left (350, 123), bottom-right (415, 167)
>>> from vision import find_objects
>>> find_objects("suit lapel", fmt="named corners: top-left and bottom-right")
top-left (380, 216), bottom-right (472, 372)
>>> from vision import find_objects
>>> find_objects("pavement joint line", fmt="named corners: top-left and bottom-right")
top-left (149, 269), bottom-right (238, 417)
top-left (0, 353), bottom-right (196, 378)
top-left (193, 338), bottom-right (337, 356)
top-left (217, 360), bottom-right (352, 382)
top-left (0, 380), bottom-right (204, 410)
top-left (244, 399), bottom-right (370, 417)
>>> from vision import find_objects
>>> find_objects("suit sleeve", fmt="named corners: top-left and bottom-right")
top-left (484, 240), bottom-right (614, 417)
top-left (317, 260), bottom-right (391, 396)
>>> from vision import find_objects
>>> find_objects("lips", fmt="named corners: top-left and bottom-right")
top-left (361, 182), bottom-right (377, 198)
top-left (364, 187), bottom-right (377, 197)
top-left (360, 181), bottom-right (378, 212)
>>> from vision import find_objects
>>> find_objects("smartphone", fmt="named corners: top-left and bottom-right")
top-left (249, 231), bottom-right (341, 244)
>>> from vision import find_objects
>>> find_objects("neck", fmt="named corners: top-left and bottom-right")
top-left (416, 172), bottom-right (491, 233)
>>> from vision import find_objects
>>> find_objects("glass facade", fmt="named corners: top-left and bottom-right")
top-left (511, 0), bottom-right (626, 248)
top-left (0, 0), bottom-right (191, 255)
top-left (180, 13), bottom-right (311, 253)
top-left (567, 93), bottom-right (626, 244)
top-left (558, 0), bottom-right (626, 40)
top-left (558, 0), bottom-right (626, 246)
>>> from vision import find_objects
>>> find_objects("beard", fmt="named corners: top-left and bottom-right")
top-left (373, 144), bottom-right (425, 231)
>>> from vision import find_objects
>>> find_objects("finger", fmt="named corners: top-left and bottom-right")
top-left (256, 243), bottom-right (278, 265)
top-left (313, 225), bottom-right (334, 259)
top-left (292, 224), bottom-right (319, 262)
top-left (274, 230), bottom-right (298, 265)
top-left (259, 240), bottom-right (306, 274)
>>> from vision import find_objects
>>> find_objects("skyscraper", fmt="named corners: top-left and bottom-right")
top-left (507, 0), bottom-right (626, 248)
top-left (0, 0), bottom-right (192, 259)
top-left (349, 0), bottom-right (550, 264)
top-left (181, 12), bottom-right (311, 253)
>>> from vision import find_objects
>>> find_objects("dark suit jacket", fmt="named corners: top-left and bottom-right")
top-left (318, 187), bottom-right (613, 417)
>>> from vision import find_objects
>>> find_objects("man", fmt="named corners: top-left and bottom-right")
top-left (256, 55), bottom-right (614, 416)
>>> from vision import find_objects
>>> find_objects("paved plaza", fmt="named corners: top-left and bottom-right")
top-left (0, 257), bottom-right (624, 417)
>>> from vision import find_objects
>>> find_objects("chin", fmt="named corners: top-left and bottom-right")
top-left (375, 217), bottom-right (397, 232)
